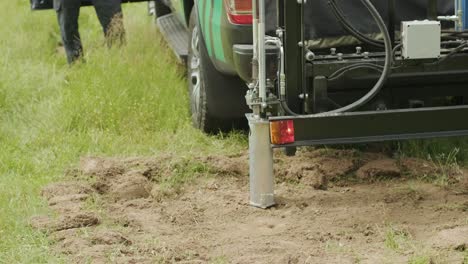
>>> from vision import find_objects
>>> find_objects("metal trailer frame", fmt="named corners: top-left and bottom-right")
top-left (248, 0), bottom-right (468, 208)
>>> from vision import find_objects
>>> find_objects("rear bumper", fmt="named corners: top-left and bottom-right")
top-left (270, 105), bottom-right (468, 147)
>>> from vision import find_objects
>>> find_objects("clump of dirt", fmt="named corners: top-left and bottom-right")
top-left (41, 182), bottom-right (93, 201)
top-left (91, 230), bottom-right (131, 246)
top-left (31, 149), bottom-right (468, 263)
top-left (276, 149), bottom-right (361, 190)
top-left (30, 212), bottom-right (99, 232)
top-left (455, 243), bottom-right (466, 252)
top-left (48, 194), bottom-right (90, 206)
top-left (46, 194), bottom-right (90, 215)
top-left (79, 157), bottom-right (126, 177)
top-left (30, 215), bottom-right (55, 231)
top-left (383, 186), bottom-right (426, 204)
top-left (150, 185), bottom-right (178, 201)
top-left (356, 159), bottom-right (401, 180)
top-left (201, 154), bottom-right (248, 176)
top-left (109, 173), bottom-right (151, 201)
top-left (54, 212), bottom-right (100, 231)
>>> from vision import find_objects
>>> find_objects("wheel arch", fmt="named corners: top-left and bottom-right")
top-left (187, 4), bottom-right (250, 133)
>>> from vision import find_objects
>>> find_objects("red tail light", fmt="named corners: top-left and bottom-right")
top-left (224, 0), bottom-right (253, 25)
top-left (270, 120), bottom-right (295, 145)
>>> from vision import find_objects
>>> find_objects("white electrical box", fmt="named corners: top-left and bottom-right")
top-left (401, 20), bottom-right (441, 59)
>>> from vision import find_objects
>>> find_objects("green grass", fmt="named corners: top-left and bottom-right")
top-left (397, 138), bottom-right (468, 166)
top-left (384, 226), bottom-right (412, 252)
top-left (0, 2), bottom-right (245, 262)
top-left (407, 255), bottom-right (432, 264)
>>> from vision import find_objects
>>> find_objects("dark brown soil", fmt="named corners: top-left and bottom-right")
top-left (356, 158), bottom-right (401, 180)
top-left (31, 149), bottom-right (468, 263)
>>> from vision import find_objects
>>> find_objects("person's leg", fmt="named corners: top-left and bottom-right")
top-left (55, 0), bottom-right (83, 64)
top-left (92, 0), bottom-right (125, 47)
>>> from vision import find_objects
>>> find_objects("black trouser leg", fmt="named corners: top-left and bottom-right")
top-left (56, 0), bottom-right (83, 64)
top-left (92, 0), bottom-right (125, 47)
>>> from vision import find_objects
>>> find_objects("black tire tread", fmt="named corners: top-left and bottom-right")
top-left (187, 8), bottom-right (249, 134)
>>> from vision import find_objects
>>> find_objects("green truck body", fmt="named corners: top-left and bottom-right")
top-left (155, 0), bottom-right (255, 132)
top-left (167, 0), bottom-right (253, 76)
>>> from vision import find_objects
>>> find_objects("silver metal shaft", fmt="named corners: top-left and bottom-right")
top-left (258, 0), bottom-right (267, 106)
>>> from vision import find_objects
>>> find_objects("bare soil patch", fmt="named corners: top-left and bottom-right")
top-left (31, 149), bottom-right (468, 263)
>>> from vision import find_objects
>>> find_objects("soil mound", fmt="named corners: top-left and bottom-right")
top-left (30, 212), bottom-right (99, 232)
top-left (41, 182), bottom-right (93, 201)
top-left (91, 230), bottom-right (131, 246)
top-left (54, 212), bottom-right (100, 231)
top-left (109, 174), bottom-right (151, 201)
top-left (31, 150), bottom-right (468, 263)
top-left (356, 159), bottom-right (401, 180)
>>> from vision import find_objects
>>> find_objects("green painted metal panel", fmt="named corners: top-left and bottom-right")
top-left (212, 0), bottom-right (226, 62)
top-left (203, 0), bottom-right (213, 56)
top-left (198, 0), bottom-right (205, 32)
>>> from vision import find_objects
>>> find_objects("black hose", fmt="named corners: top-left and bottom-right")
top-left (388, 0), bottom-right (396, 45)
top-left (281, 0), bottom-right (393, 116)
top-left (328, 63), bottom-right (383, 79)
top-left (323, 0), bottom-right (392, 114)
top-left (328, 0), bottom-right (385, 48)
top-left (328, 64), bottom-right (383, 81)
top-left (429, 41), bottom-right (468, 65)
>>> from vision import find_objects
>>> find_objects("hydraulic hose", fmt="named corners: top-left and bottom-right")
top-left (328, 63), bottom-right (383, 81)
top-left (281, 0), bottom-right (393, 117)
top-left (387, 0), bottom-right (396, 44)
top-left (430, 41), bottom-right (468, 65)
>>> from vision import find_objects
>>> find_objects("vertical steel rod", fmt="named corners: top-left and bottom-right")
top-left (258, 0), bottom-right (267, 105)
top-left (252, 0), bottom-right (258, 82)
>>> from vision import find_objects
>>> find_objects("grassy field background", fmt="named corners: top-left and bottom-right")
top-left (0, 1), bottom-right (466, 263)
top-left (0, 2), bottom-right (245, 262)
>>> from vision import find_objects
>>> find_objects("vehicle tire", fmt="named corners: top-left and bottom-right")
top-left (187, 8), bottom-right (249, 133)
top-left (154, 1), bottom-right (171, 18)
